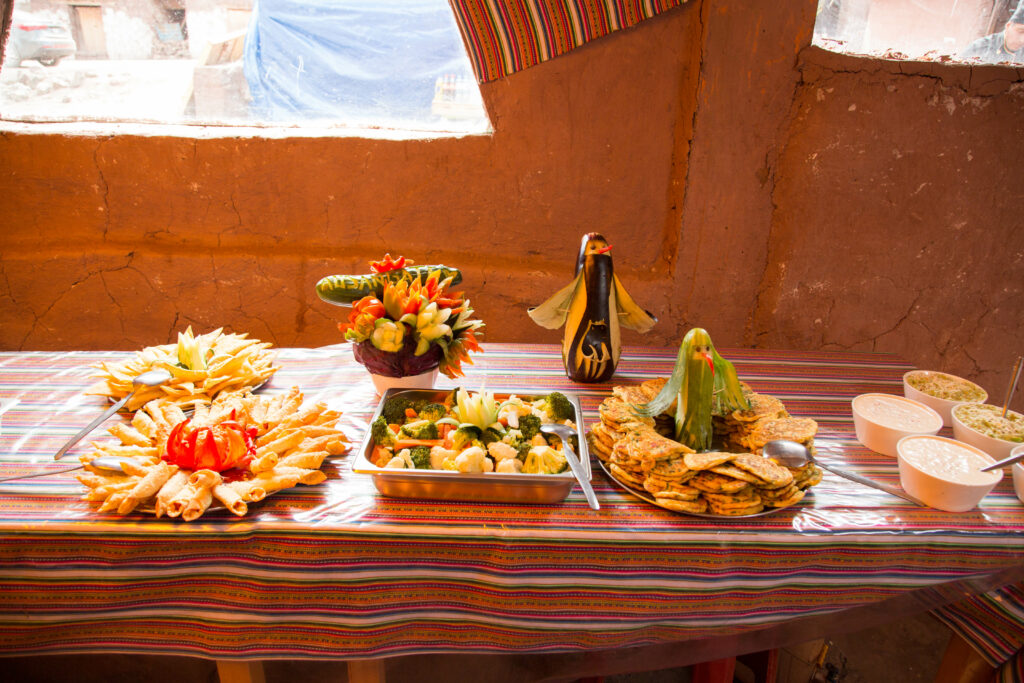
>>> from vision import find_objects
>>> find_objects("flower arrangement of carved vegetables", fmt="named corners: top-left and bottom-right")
top-left (316, 254), bottom-right (484, 379)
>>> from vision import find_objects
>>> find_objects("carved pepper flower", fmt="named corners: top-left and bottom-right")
top-left (371, 319), bottom-right (405, 352)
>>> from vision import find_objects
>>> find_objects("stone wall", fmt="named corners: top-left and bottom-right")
top-left (1, 0), bottom-right (1022, 407)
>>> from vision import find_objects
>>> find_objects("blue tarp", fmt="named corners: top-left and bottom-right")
top-left (243, 0), bottom-right (475, 123)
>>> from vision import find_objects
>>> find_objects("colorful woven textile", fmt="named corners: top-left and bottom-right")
top-left (933, 582), bottom-right (1024, 678)
top-left (449, 0), bottom-right (690, 81)
top-left (1001, 652), bottom-right (1024, 683)
top-left (0, 343), bottom-right (1022, 660)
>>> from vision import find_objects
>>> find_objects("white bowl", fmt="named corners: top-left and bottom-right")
top-left (1013, 454), bottom-right (1024, 505)
top-left (903, 370), bottom-right (987, 427)
top-left (896, 435), bottom-right (1002, 512)
top-left (852, 393), bottom-right (943, 457)
top-left (951, 403), bottom-right (1024, 461)
top-left (369, 369), bottom-right (439, 395)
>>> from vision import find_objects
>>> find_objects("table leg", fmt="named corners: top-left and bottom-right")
top-left (691, 657), bottom-right (736, 683)
top-left (348, 658), bottom-right (386, 683)
top-left (216, 659), bottom-right (267, 683)
top-left (933, 634), bottom-right (996, 683)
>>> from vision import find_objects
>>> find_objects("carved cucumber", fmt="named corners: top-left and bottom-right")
top-left (315, 265), bottom-right (463, 306)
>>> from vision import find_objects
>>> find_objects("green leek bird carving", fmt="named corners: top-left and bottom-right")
top-left (528, 233), bottom-right (657, 383)
top-left (633, 328), bottom-right (749, 452)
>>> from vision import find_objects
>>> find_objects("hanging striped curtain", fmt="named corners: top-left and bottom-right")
top-left (449, 0), bottom-right (689, 82)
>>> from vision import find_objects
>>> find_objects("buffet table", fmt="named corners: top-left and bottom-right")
top-left (1, 343), bottom-right (1022, 681)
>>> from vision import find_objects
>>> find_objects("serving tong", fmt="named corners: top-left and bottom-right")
top-left (540, 423), bottom-right (600, 510)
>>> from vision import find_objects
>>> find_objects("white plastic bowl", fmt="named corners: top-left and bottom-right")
top-left (852, 393), bottom-right (942, 457)
top-left (896, 435), bottom-right (1002, 512)
top-left (903, 370), bottom-right (987, 427)
top-left (368, 369), bottom-right (439, 395)
top-left (951, 403), bottom-right (1024, 461)
top-left (1013, 453), bottom-right (1024, 505)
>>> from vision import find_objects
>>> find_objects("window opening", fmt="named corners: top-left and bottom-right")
top-left (813, 0), bottom-right (1024, 65)
top-left (0, 0), bottom-right (490, 134)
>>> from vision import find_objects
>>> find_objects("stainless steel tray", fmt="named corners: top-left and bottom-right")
top-left (352, 388), bottom-right (591, 504)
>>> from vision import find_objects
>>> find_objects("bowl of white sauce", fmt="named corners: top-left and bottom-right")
top-left (896, 435), bottom-right (1002, 512)
top-left (852, 393), bottom-right (943, 457)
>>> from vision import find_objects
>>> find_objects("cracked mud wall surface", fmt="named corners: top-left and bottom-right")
top-left (1, 0), bottom-right (1023, 408)
top-left (0, 6), bottom-right (701, 355)
top-left (754, 47), bottom-right (1024, 405)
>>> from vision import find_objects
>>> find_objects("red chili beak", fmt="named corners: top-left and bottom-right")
top-left (595, 244), bottom-right (613, 254)
top-left (703, 351), bottom-right (714, 375)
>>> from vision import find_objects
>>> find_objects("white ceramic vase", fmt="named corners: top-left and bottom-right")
top-left (369, 368), bottom-right (439, 395)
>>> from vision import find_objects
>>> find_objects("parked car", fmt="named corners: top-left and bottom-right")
top-left (4, 13), bottom-right (76, 67)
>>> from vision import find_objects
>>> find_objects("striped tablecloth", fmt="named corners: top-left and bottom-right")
top-left (0, 343), bottom-right (1022, 661)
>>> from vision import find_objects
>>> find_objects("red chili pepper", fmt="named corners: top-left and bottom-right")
top-left (369, 253), bottom-right (408, 274)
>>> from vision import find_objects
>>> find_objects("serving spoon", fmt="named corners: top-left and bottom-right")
top-left (54, 367), bottom-right (172, 461)
top-left (0, 455), bottom-right (142, 484)
top-left (980, 448), bottom-right (1024, 472)
top-left (763, 439), bottom-right (927, 507)
top-left (540, 423), bottom-right (600, 510)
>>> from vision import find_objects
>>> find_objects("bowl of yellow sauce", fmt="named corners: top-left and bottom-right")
top-left (903, 370), bottom-right (987, 427)
top-left (951, 403), bottom-right (1024, 460)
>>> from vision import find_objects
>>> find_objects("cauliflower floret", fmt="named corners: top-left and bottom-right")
top-left (429, 445), bottom-right (458, 470)
top-left (487, 441), bottom-right (518, 462)
top-left (383, 449), bottom-right (415, 469)
top-left (495, 458), bottom-right (522, 473)
top-left (454, 445), bottom-right (493, 473)
top-left (498, 397), bottom-right (533, 429)
top-left (530, 433), bottom-right (548, 447)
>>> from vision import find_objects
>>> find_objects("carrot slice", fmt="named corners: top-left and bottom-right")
top-left (394, 438), bottom-right (444, 449)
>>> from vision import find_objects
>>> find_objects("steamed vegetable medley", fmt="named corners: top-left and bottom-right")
top-left (369, 389), bottom-right (578, 474)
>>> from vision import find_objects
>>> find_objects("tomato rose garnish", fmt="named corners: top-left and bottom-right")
top-left (163, 415), bottom-right (258, 472)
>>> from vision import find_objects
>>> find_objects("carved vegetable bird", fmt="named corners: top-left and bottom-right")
top-left (633, 328), bottom-right (749, 452)
top-left (528, 233), bottom-right (657, 383)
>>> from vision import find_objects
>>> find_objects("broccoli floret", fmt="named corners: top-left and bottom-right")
top-left (409, 446), bottom-right (432, 469)
top-left (517, 414), bottom-right (542, 441)
top-left (516, 442), bottom-right (533, 460)
top-left (382, 396), bottom-right (412, 425)
top-left (399, 420), bottom-right (439, 440)
top-left (481, 426), bottom-right (504, 446)
top-left (442, 387), bottom-right (459, 408)
top-left (371, 416), bottom-right (396, 447)
top-left (545, 392), bottom-right (575, 421)
top-left (452, 425), bottom-right (482, 450)
top-left (522, 446), bottom-right (568, 474)
top-left (417, 403), bottom-right (447, 422)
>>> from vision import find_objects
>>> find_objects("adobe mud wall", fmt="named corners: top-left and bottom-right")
top-left (1, 0), bottom-right (1022, 405)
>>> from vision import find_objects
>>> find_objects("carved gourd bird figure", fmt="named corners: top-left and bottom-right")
top-left (632, 328), bottom-right (749, 452)
top-left (528, 233), bottom-right (657, 383)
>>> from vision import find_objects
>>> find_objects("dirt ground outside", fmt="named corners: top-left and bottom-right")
top-left (0, 57), bottom-right (200, 122)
